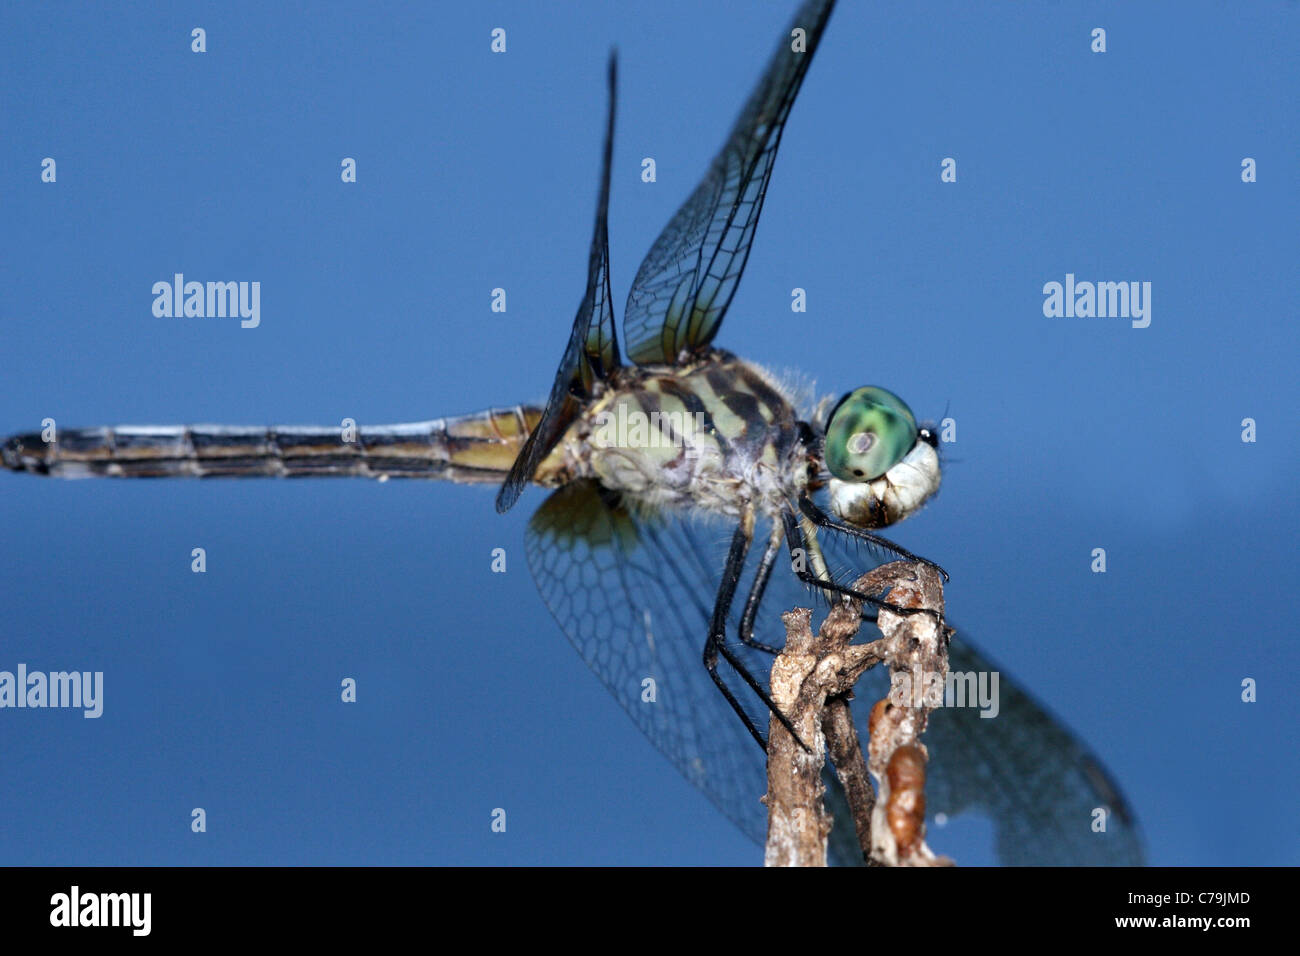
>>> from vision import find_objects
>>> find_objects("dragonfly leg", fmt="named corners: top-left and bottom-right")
top-left (736, 522), bottom-right (785, 655)
top-left (705, 521), bottom-right (809, 753)
top-left (797, 495), bottom-right (949, 582)
top-left (780, 509), bottom-right (943, 626)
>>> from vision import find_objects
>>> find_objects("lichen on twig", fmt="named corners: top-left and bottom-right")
top-left (763, 560), bottom-right (953, 867)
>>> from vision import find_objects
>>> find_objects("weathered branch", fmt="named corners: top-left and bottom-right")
top-left (763, 560), bottom-right (952, 867)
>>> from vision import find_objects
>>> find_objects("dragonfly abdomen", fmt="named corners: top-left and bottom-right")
top-left (1, 407), bottom-right (549, 483)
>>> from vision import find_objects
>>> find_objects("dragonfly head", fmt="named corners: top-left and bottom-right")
top-left (822, 386), bottom-right (941, 529)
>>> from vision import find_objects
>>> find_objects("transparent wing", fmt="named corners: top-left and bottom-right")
top-left (776, 532), bottom-right (1146, 864)
top-left (526, 480), bottom-right (1145, 865)
top-left (526, 481), bottom-right (768, 823)
top-left (776, 525), bottom-right (1145, 865)
top-left (622, 0), bottom-right (836, 365)
top-left (497, 56), bottom-right (620, 513)
top-left (917, 637), bottom-right (1146, 866)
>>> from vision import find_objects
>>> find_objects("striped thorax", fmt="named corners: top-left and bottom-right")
top-left (564, 351), bottom-right (814, 520)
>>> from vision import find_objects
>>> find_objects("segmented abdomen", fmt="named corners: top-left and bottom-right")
top-left (1, 407), bottom-right (545, 483)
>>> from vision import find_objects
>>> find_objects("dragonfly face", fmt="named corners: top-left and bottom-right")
top-left (2, 0), bottom-right (1144, 865)
top-left (823, 386), bottom-right (942, 530)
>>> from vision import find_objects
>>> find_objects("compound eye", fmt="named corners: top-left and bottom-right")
top-left (825, 386), bottom-right (918, 482)
top-left (847, 431), bottom-right (875, 455)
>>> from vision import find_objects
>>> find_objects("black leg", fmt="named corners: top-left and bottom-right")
top-left (737, 527), bottom-right (784, 655)
top-left (780, 509), bottom-right (941, 623)
top-left (798, 495), bottom-right (949, 581)
top-left (705, 522), bottom-right (808, 753)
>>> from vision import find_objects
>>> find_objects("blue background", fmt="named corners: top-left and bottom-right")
top-left (1, 0), bottom-right (1296, 865)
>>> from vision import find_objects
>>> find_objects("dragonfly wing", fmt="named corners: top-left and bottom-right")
top-left (525, 480), bottom-right (780, 846)
top-left (526, 479), bottom-right (1144, 865)
top-left (622, 0), bottom-right (837, 365)
top-left (777, 527), bottom-right (1147, 865)
top-left (893, 636), bottom-right (1148, 866)
top-left (497, 56), bottom-right (620, 513)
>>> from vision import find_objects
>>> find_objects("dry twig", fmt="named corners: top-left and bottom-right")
top-left (764, 560), bottom-right (952, 867)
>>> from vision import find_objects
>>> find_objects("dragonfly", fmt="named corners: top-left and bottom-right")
top-left (2, 0), bottom-right (1142, 865)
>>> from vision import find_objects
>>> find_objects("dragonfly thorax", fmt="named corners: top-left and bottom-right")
top-left (566, 353), bottom-right (813, 520)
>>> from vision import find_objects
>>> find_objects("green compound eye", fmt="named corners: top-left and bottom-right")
top-left (824, 386), bottom-right (918, 482)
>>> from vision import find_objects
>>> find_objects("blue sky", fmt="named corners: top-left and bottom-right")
top-left (1, 0), bottom-right (1296, 865)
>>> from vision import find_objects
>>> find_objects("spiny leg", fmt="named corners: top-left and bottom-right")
top-left (705, 520), bottom-right (808, 753)
top-left (736, 521), bottom-right (785, 655)
top-left (780, 509), bottom-right (943, 626)
top-left (798, 495), bottom-right (949, 581)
